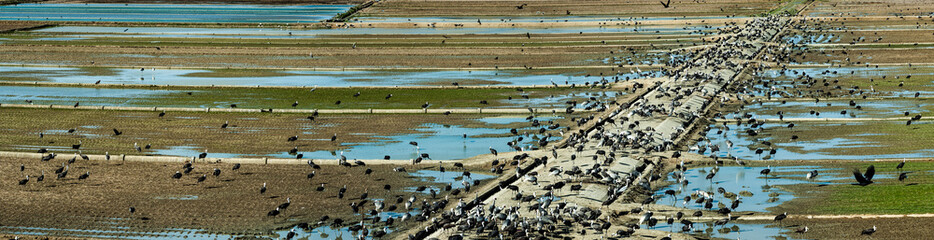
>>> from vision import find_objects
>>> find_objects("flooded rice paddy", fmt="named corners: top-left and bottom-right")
top-left (0, 66), bottom-right (639, 87)
top-left (726, 99), bottom-right (934, 119)
top-left (705, 122), bottom-right (934, 160)
top-left (0, 4), bottom-right (351, 23)
top-left (142, 116), bottom-right (561, 160)
top-left (0, 85), bottom-right (620, 110)
top-left (655, 166), bottom-right (827, 212)
top-left (33, 25), bottom-right (719, 38)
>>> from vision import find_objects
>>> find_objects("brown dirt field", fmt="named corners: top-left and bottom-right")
top-left (362, 0), bottom-right (777, 17)
top-left (49, 0), bottom-right (365, 5)
top-left (0, 40), bottom-right (684, 68)
top-left (751, 217), bottom-right (934, 239)
top-left (0, 21), bottom-right (49, 32)
top-left (803, 0), bottom-right (934, 17)
top-left (0, 156), bottom-right (462, 237)
top-left (0, 108), bottom-right (566, 157)
top-left (793, 48), bottom-right (934, 64)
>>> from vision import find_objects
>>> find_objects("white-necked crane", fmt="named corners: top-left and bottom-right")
top-left (268, 207), bottom-right (280, 217)
top-left (260, 183), bottom-right (267, 194)
top-left (78, 171), bottom-right (89, 180)
top-left (774, 212), bottom-right (787, 226)
top-left (861, 226), bottom-right (876, 235)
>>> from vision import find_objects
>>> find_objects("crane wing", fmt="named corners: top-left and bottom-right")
top-left (864, 165), bottom-right (875, 181)
top-left (853, 169), bottom-right (869, 185)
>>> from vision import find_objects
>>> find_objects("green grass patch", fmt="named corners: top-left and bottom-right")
top-left (775, 161), bottom-right (934, 215)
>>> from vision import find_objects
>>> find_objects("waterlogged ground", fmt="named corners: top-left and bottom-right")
top-left (726, 98), bottom-right (934, 119)
top-left (0, 4), bottom-right (351, 23)
top-left (704, 121), bottom-right (934, 160)
top-left (33, 25), bottom-right (720, 37)
top-left (0, 85), bottom-right (621, 110)
top-left (0, 107), bottom-right (570, 160)
top-left (655, 166), bottom-right (827, 213)
top-left (0, 66), bottom-right (638, 87)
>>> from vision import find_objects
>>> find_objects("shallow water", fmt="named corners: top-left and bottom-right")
top-left (0, 85), bottom-right (618, 110)
top-left (290, 122), bottom-right (555, 160)
top-left (36, 25), bottom-right (717, 38)
top-left (151, 117), bottom-right (556, 160)
top-left (409, 170), bottom-right (496, 189)
top-left (726, 99), bottom-right (934, 119)
top-left (0, 66), bottom-right (639, 87)
top-left (0, 85), bottom-right (181, 106)
top-left (654, 166), bottom-right (826, 212)
top-left (0, 226), bottom-right (235, 240)
top-left (705, 122), bottom-right (934, 160)
top-left (353, 15), bottom-right (739, 23)
top-left (0, 3), bottom-right (350, 23)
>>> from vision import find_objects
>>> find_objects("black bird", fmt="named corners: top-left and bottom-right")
top-left (292, 101), bottom-right (299, 107)
top-left (129, 207), bottom-right (136, 214)
top-left (221, 121), bottom-right (229, 129)
top-left (260, 183), bottom-right (267, 194)
top-left (365, 168), bottom-right (373, 175)
top-left (287, 136), bottom-right (298, 142)
top-left (158, 111), bottom-right (166, 118)
top-left (385, 94), bottom-right (393, 99)
top-left (232, 163), bottom-right (241, 171)
top-left (36, 171), bottom-right (44, 182)
top-left (853, 165), bottom-right (876, 186)
top-left (213, 168), bottom-right (221, 177)
top-left (18, 176), bottom-right (29, 185)
top-left (197, 174), bottom-right (207, 183)
top-left (20, 164), bottom-right (25, 171)
top-left (72, 141), bottom-right (82, 149)
top-left (172, 171), bottom-right (182, 179)
top-left (861, 226), bottom-right (876, 235)
top-left (899, 172), bottom-right (909, 181)
top-left (774, 212), bottom-right (787, 225)
top-left (331, 134), bottom-right (338, 141)
top-left (278, 198), bottom-right (291, 210)
top-left (78, 171), bottom-right (90, 180)
top-left (113, 128), bottom-right (123, 136)
top-left (897, 160), bottom-right (905, 171)
top-left (316, 184), bottom-right (325, 191)
top-left (268, 207), bottom-right (281, 217)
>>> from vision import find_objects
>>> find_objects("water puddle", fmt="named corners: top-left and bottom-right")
top-left (655, 166), bottom-right (826, 212)
top-left (705, 122), bottom-right (934, 160)
top-left (0, 65), bottom-right (634, 87)
top-left (0, 3), bottom-right (351, 23)
top-left (36, 25), bottom-right (718, 38)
